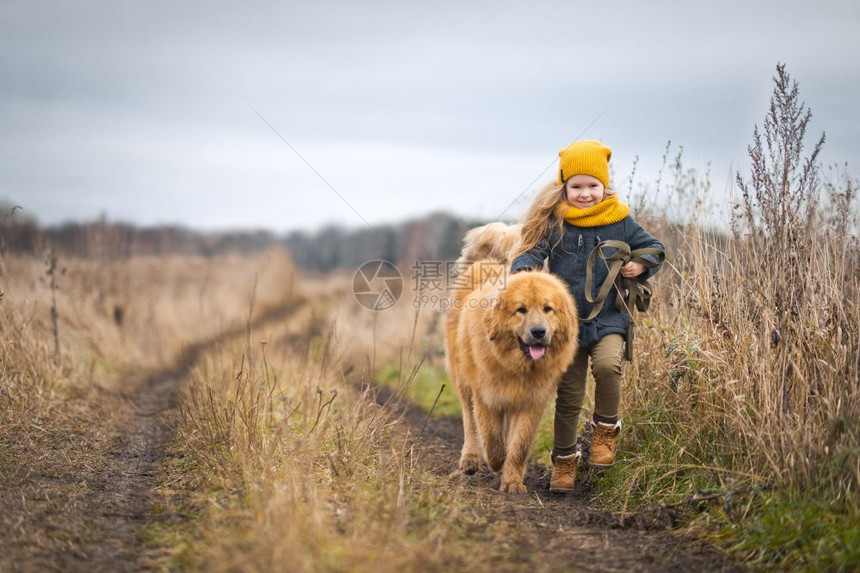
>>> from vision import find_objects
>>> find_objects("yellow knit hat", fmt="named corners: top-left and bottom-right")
top-left (557, 140), bottom-right (612, 187)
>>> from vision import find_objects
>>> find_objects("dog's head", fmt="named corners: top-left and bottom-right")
top-left (484, 271), bottom-right (578, 364)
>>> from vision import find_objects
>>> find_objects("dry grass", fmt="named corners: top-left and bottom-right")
top-left (0, 236), bottom-right (511, 571)
top-left (602, 65), bottom-right (860, 568)
top-left (168, 333), bottom-right (459, 570)
top-left (149, 268), bottom-right (507, 571)
top-left (0, 248), bottom-right (297, 568)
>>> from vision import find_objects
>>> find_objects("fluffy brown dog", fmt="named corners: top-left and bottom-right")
top-left (444, 224), bottom-right (578, 493)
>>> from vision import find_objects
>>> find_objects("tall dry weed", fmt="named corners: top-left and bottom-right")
top-left (627, 65), bottom-right (859, 511)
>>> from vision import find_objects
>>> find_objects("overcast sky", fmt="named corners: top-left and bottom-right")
top-left (2, 1), bottom-right (858, 233)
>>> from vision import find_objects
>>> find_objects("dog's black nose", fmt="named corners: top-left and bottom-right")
top-left (530, 327), bottom-right (546, 339)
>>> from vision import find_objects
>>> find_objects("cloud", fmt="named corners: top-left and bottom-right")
top-left (1, 1), bottom-right (858, 231)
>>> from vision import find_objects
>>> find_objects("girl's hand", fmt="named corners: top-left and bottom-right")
top-left (620, 261), bottom-right (646, 278)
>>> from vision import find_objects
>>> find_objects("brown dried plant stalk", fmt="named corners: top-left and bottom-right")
top-left (45, 248), bottom-right (61, 358)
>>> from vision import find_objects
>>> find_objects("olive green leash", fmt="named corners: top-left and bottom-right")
top-left (582, 240), bottom-right (665, 361)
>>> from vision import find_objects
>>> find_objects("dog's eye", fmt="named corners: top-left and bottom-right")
top-left (516, 307), bottom-right (527, 314)
top-left (543, 306), bottom-right (553, 313)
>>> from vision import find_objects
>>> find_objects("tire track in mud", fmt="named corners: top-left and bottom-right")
top-left (31, 295), bottom-right (313, 572)
top-left (359, 381), bottom-right (745, 573)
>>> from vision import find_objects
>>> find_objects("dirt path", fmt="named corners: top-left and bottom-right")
top-left (83, 297), bottom-right (316, 571)
top-left (0, 297), bottom-right (310, 572)
top-left (84, 372), bottom-right (180, 571)
top-left (365, 382), bottom-right (744, 572)
top-left (0, 367), bottom-right (180, 572)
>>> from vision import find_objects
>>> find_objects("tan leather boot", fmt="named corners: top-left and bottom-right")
top-left (589, 420), bottom-right (621, 468)
top-left (549, 451), bottom-right (580, 492)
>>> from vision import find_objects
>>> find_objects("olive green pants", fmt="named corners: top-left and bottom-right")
top-left (553, 333), bottom-right (624, 452)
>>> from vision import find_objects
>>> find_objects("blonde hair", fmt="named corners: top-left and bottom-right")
top-left (515, 179), bottom-right (618, 257)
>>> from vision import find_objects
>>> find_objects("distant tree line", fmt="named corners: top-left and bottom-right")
top-left (0, 205), bottom-right (488, 269)
top-left (284, 212), bottom-right (480, 272)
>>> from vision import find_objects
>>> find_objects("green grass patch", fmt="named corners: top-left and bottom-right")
top-left (531, 405), bottom-right (557, 468)
top-left (376, 361), bottom-right (461, 418)
top-left (711, 488), bottom-right (860, 571)
top-left (595, 409), bottom-right (725, 508)
top-left (589, 398), bottom-right (860, 569)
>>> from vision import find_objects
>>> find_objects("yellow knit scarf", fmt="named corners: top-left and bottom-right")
top-left (556, 195), bottom-right (630, 227)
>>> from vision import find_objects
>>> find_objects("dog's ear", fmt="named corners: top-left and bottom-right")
top-left (484, 297), bottom-right (505, 341)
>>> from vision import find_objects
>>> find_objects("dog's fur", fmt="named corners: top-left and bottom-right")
top-left (444, 223), bottom-right (578, 493)
top-left (454, 222), bottom-right (523, 267)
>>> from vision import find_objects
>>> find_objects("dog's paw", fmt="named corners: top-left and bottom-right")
top-left (459, 454), bottom-right (481, 475)
top-left (499, 481), bottom-right (527, 494)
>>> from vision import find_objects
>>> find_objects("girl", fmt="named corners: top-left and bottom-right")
top-left (510, 140), bottom-right (665, 492)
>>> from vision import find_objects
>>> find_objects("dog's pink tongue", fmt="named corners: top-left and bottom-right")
top-left (528, 345), bottom-right (546, 360)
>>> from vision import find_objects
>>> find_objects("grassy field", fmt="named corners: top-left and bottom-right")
top-left (1, 66), bottom-right (857, 571)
